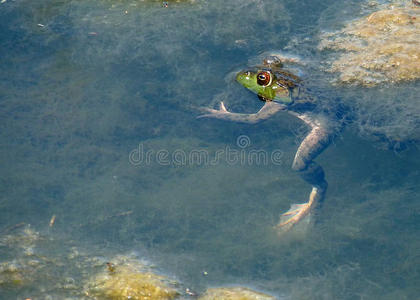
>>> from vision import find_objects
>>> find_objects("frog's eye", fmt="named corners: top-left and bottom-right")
top-left (257, 71), bottom-right (272, 87)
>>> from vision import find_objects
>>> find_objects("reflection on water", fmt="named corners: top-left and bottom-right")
top-left (1, 0), bottom-right (419, 299)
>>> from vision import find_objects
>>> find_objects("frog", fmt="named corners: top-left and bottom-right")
top-left (198, 55), bottom-right (343, 232)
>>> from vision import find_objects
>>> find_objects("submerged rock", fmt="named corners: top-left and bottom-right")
top-left (0, 225), bottom-right (42, 289)
top-left (319, 2), bottom-right (420, 86)
top-left (198, 286), bottom-right (276, 300)
top-left (84, 256), bottom-right (180, 300)
top-left (0, 225), bottom-right (182, 299)
top-left (0, 227), bottom-right (279, 300)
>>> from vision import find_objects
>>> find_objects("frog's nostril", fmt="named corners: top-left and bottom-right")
top-left (236, 70), bottom-right (252, 83)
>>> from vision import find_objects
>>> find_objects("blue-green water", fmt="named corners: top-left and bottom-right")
top-left (1, 0), bottom-right (419, 299)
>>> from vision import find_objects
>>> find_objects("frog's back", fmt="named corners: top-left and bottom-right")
top-left (274, 69), bottom-right (317, 113)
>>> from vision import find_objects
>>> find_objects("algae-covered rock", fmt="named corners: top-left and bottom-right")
top-left (0, 225), bottom-right (42, 289)
top-left (319, 2), bottom-right (420, 86)
top-left (0, 224), bottom-right (182, 299)
top-left (0, 261), bottom-right (27, 288)
top-left (198, 287), bottom-right (277, 300)
top-left (85, 256), bottom-right (180, 300)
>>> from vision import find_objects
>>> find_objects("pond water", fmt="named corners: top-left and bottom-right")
top-left (0, 0), bottom-right (419, 299)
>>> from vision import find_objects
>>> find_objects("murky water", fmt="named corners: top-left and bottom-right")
top-left (1, 0), bottom-right (419, 299)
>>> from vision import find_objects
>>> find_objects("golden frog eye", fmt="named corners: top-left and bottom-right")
top-left (257, 71), bottom-right (272, 86)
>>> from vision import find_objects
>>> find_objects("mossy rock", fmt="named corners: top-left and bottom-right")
top-left (319, 2), bottom-right (420, 86)
top-left (85, 258), bottom-right (179, 300)
top-left (198, 287), bottom-right (276, 300)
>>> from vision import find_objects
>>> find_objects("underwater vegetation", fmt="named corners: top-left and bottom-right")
top-left (319, 1), bottom-right (420, 86)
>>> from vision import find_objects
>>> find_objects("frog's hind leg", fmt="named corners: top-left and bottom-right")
top-left (276, 114), bottom-right (331, 233)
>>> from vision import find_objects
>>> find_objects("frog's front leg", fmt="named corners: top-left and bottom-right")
top-left (197, 101), bottom-right (285, 124)
top-left (277, 113), bottom-right (333, 232)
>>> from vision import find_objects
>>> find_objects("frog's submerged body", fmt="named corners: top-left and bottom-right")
top-left (199, 56), bottom-right (344, 232)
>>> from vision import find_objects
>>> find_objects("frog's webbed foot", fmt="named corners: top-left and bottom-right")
top-left (278, 193), bottom-right (315, 228)
top-left (277, 182), bottom-right (326, 233)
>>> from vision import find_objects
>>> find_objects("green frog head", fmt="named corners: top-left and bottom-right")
top-left (236, 67), bottom-right (301, 104)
